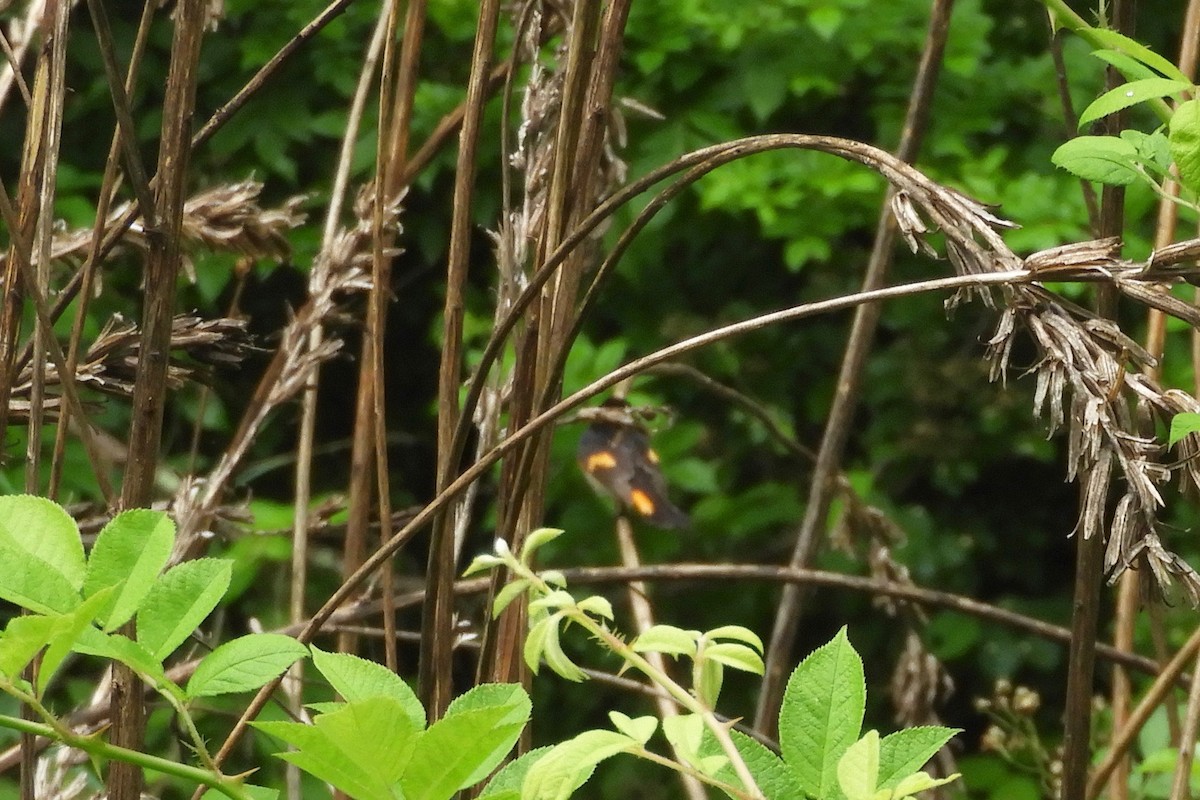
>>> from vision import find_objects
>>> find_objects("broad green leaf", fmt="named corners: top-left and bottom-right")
top-left (312, 697), bottom-right (418, 785)
top-left (137, 558), bottom-right (232, 661)
top-left (1121, 129), bottom-right (1172, 175)
top-left (710, 730), bottom-right (804, 800)
top-left (1085, 29), bottom-right (1190, 83)
top-left (478, 746), bottom-right (552, 799)
top-left (631, 624), bottom-right (698, 657)
top-left (310, 645), bottom-right (424, 729)
top-left (73, 628), bottom-right (174, 695)
top-left (522, 730), bottom-right (638, 800)
top-left (256, 719), bottom-right (394, 800)
top-left (401, 703), bottom-right (529, 799)
top-left (200, 784), bottom-right (278, 800)
top-left (84, 509), bottom-right (175, 630)
top-left (838, 730), bottom-right (880, 800)
top-left (1078, 78), bottom-right (1192, 128)
top-left (186, 634), bottom-right (307, 698)
top-left (0, 615), bottom-right (61, 679)
top-left (703, 642), bottom-right (765, 674)
top-left (38, 589), bottom-right (114, 693)
top-left (706, 625), bottom-right (764, 652)
top-left (779, 627), bottom-right (866, 800)
top-left (608, 712), bottom-right (656, 745)
top-left (878, 726), bottom-right (960, 790)
top-left (1051, 136), bottom-right (1141, 185)
top-left (1171, 100), bottom-right (1200, 193)
top-left (0, 495), bottom-right (85, 614)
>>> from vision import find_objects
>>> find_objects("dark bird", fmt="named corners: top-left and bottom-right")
top-left (576, 398), bottom-right (690, 529)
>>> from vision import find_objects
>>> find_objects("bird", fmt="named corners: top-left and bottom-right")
top-left (576, 398), bottom-right (690, 529)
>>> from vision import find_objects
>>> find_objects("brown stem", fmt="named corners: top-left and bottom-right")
top-left (754, 0), bottom-right (955, 735)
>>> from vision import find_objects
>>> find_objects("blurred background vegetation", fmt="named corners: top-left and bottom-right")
top-left (2, 0), bottom-right (1198, 797)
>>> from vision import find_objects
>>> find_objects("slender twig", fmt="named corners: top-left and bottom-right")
top-left (755, 0), bottom-right (955, 734)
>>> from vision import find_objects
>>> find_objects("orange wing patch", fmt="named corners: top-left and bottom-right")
top-left (584, 451), bottom-right (618, 471)
top-left (629, 488), bottom-right (657, 517)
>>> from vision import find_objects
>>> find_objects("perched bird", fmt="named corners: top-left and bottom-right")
top-left (576, 398), bottom-right (690, 529)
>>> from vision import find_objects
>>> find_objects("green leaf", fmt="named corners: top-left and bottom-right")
top-left (837, 730), bottom-right (880, 800)
top-left (575, 595), bottom-right (613, 620)
top-left (137, 558), bottom-right (232, 661)
top-left (200, 785), bottom-right (278, 800)
top-left (1078, 78), bottom-right (1192, 128)
top-left (0, 615), bottom-right (61, 680)
top-left (0, 495), bottom-right (85, 613)
top-left (257, 707), bottom-right (402, 800)
top-left (631, 624), bottom-right (698, 657)
top-left (608, 712), bottom-right (657, 745)
top-left (84, 509), bottom-right (175, 630)
top-left (463, 554), bottom-right (504, 576)
top-left (524, 615), bottom-right (554, 675)
top-left (539, 615), bottom-right (587, 682)
top-left (186, 634), bottom-right (307, 698)
top-left (492, 579), bottom-right (530, 618)
top-left (663, 714), bottom-right (709, 772)
top-left (1170, 99), bottom-right (1200, 193)
top-left (309, 645), bottom-right (425, 729)
top-left (706, 625), bottom-right (764, 652)
top-left (1085, 29), bottom-right (1191, 84)
top-left (703, 642), bottom-right (765, 674)
top-left (890, 770), bottom-right (961, 799)
top-left (521, 527), bottom-right (564, 561)
top-left (312, 697), bottom-right (417, 785)
top-left (37, 590), bottom-right (114, 694)
top-left (877, 726), bottom-right (960, 790)
top-left (73, 628), bottom-right (174, 695)
top-left (1051, 136), bottom-right (1141, 185)
top-left (478, 746), bottom-right (552, 799)
top-left (713, 730), bottom-right (804, 800)
top-left (696, 655), bottom-right (724, 708)
top-left (779, 627), bottom-right (866, 800)
top-left (1091, 49), bottom-right (1160, 82)
top-left (401, 696), bottom-right (530, 799)
top-left (522, 730), bottom-right (638, 800)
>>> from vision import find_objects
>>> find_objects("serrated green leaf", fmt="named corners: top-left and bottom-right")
top-left (1078, 78), bottom-right (1192, 128)
top-left (877, 726), bottom-right (960, 790)
top-left (838, 730), bottom-right (880, 800)
top-left (1120, 129), bottom-right (1172, 175)
top-left (493, 579), bottom-right (530, 618)
top-left (187, 633), bottom-right (307, 698)
top-left (401, 700), bottom-right (529, 799)
top-left (703, 642), bottom-right (765, 674)
top-left (608, 712), bottom-right (657, 745)
top-left (705, 625), bottom-right (764, 653)
top-left (522, 730), bottom-right (637, 800)
top-left (1171, 99), bottom-right (1200, 192)
top-left (1092, 49), bottom-right (1159, 82)
top-left (1051, 136), bottom-right (1141, 185)
top-left (73, 627), bottom-right (174, 696)
top-left (711, 730), bottom-right (804, 800)
top-left (137, 558), bottom-right (232, 661)
top-left (0, 615), bottom-right (60, 680)
top-left (779, 627), bottom-right (865, 799)
top-left (38, 590), bottom-right (114, 694)
top-left (0, 495), bottom-right (85, 614)
top-left (256, 717), bottom-right (395, 800)
top-left (309, 645), bottom-right (425, 729)
top-left (84, 509), bottom-right (174, 631)
top-left (314, 697), bottom-right (418, 785)
top-left (478, 746), bottom-right (553, 798)
top-left (1085, 29), bottom-right (1191, 84)
top-left (631, 624), bottom-right (698, 657)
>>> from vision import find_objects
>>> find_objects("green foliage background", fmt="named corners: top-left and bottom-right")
top-left (2, 1), bottom-right (1198, 797)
